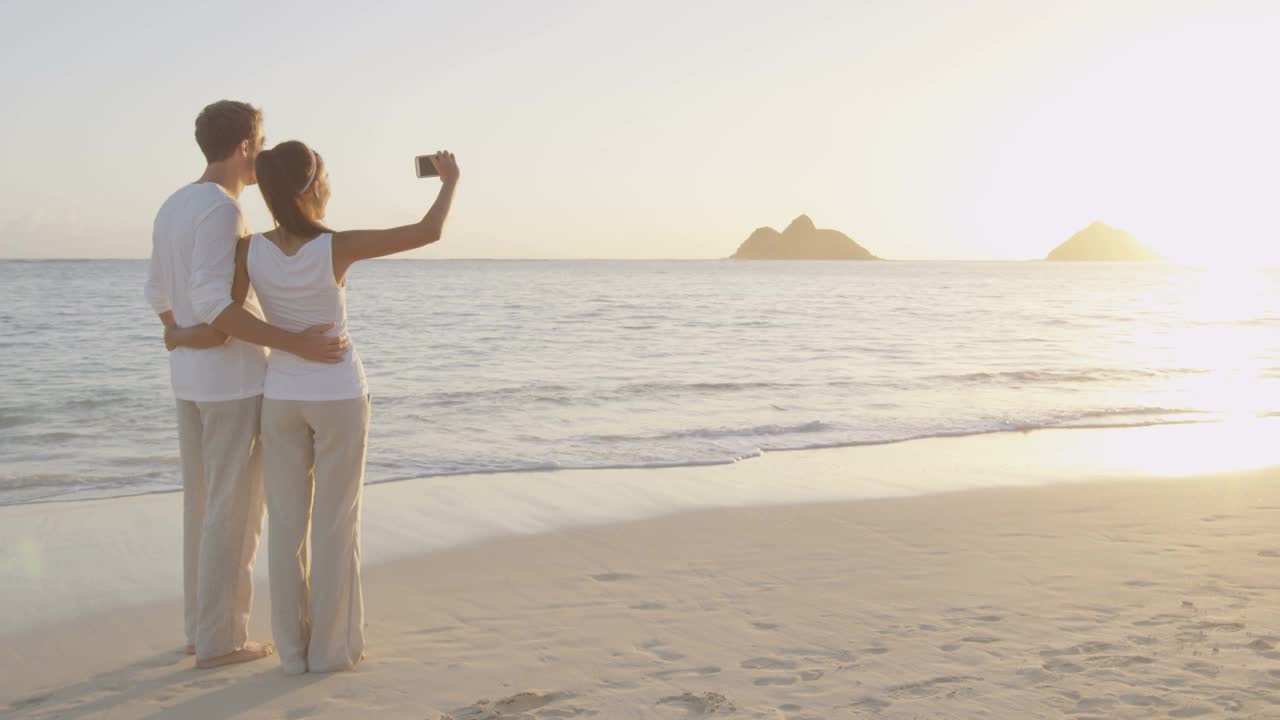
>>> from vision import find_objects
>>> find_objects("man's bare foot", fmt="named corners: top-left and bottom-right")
top-left (185, 644), bottom-right (196, 655)
top-left (195, 641), bottom-right (275, 669)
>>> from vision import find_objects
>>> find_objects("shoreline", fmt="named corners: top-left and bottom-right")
top-left (3, 419), bottom-right (1278, 640)
top-left (0, 413), bottom-right (1255, 508)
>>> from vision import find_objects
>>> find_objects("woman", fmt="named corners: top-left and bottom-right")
top-left (243, 140), bottom-right (459, 673)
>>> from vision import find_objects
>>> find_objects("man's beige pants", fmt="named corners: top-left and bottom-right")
top-left (261, 395), bottom-right (370, 674)
top-left (176, 395), bottom-right (266, 661)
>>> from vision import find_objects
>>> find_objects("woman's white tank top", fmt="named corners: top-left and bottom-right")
top-left (247, 232), bottom-right (367, 401)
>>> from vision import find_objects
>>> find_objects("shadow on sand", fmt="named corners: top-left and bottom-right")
top-left (8, 647), bottom-right (326, 719)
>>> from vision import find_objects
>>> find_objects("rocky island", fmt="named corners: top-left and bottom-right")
top-left (1047, 221), bottom-right (1160, 261)
top-left (731, 215), bottom-right (878, 260)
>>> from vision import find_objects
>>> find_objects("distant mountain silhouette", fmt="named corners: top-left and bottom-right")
top-left (1047, 221), bottom-right (1160, 261)
top-left (731, 215), bottom-right (878, 260)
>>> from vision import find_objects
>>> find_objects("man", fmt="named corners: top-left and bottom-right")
top-left (144, 100), bottom-right (347, 669)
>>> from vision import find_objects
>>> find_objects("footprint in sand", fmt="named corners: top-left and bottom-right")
top-left (887, 675), bottom-right (979, 700)
top-left (1134, 614), bottom-right (1183, 627)
top-left (774, 646), bottom-right (856, 665)
top-left (1085, 655), bottom-right (1155, 668)
top-left (656, 691), bottom-right (735, 717)
top-left (1184, 660), bottom-right (1219, 678)
top-left (846, 697), bottom-right (892, 715)
top-left (1183, 621), bottom-right (1245, 633)
top-left (776, 704), bottom-right (826, 720)
top-left (1212, 697), bottom-right (1244, 712)
top-left (591, 572), bottom-right (637, 583)
top-left (448, 691), bottom-right (577, 719)
top-left (1119, 693), bottom-right (1169, 708)
top-left (741, 658), bottom-right (824, 688)
top-left (1042, 641), bottom-right (1121, 657)
top-left (1071, 696), bottom-right (1114, 714)
top-left (8, 693), bottom-right (52, 711)
top-left (654, 666), bottom-right (721, 679)
top-left (741, 657), bottom-right (797, 670)
top-left (1168, 705), bottom-right (1215, 718)
top-left (639, 639), bottom-right (686, 662)
top-left (1041, 658), bottom-right (1085, 674)
top-left (1015, 667), bottom-right (1055, 684)
top-left (537, 709), bottom-right (594, 719)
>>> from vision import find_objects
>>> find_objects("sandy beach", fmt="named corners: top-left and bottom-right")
top-left (4, 422), bottom-right (1280, 719)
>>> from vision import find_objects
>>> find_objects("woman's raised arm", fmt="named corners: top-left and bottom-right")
top-left (332, 151), bottom-right (459, 281)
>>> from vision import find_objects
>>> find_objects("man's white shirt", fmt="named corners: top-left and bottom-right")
top-left (145, 182), bottom-right (267, 402)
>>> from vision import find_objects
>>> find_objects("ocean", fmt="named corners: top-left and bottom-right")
top-left (1, 259), bottom-right (1277, 506)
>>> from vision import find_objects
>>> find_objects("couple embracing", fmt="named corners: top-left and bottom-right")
top-left (144, 100), bottom-right (459, 673)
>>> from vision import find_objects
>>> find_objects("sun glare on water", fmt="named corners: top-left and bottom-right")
top-left (1098, 419), bottom-right (1280, 478)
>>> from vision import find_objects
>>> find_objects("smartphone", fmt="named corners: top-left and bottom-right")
top-left (415, 154), bottom-right (440, 178)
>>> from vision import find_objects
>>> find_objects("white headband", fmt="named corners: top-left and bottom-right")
top-left (298, 148), bottom-right (319, 194)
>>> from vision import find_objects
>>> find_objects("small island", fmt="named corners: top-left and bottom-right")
top-left (731, 215), bottom-right (879, 260)
top-left (1046, 221), bottom-right (1160, 261)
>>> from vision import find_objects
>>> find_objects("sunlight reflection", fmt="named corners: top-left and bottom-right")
top-left (1107, 264), bottom-right (1277, 421)
top-left (1093, 419), bottom-right (1280, 477)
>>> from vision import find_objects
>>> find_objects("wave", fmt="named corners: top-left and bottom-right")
top-left (360, 407), bottom-right (1219, 483)
top-left (1057, 407), bottom-right (1209, 422)
top-left (0, 412), bottom-right (35, 430)
top-left (931, 368), bottom-right (1208, 385)
top-left (580, 420), bottom-right (835, 444)
top-left (413, 384), bottom-right (577, 408)
top-left (414, 381), bottom-right (850, 408)
top-left (25, 412), bottom-right (1218, 507)
top-left (61, 396), bottom-right (129, 411)
top-left (386, 370), bottom-right (1225, 414)
top-left (4, 408), bottom-right (1234, 507)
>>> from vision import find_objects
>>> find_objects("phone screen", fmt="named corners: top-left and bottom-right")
top-left (415, 155), bottom-right (439, 178)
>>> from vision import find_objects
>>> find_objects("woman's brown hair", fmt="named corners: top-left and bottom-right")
top-left (255, 140), bottom-right (333, 238)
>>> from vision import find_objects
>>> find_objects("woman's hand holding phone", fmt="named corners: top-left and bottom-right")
top-left (428, 151), bottom-right (459, 184)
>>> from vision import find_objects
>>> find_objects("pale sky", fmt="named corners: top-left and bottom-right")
top-left (1, 0), bottom-right (1278, 263)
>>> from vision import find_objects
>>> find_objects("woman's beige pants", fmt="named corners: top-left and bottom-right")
top-left (261, 395), bottom-right (370, 674)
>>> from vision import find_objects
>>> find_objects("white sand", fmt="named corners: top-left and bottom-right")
top-left (4, 422), bottom-right (1280, 718)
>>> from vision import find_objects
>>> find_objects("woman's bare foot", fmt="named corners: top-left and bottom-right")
top-left (195, 641), bottom-right (275, 669)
